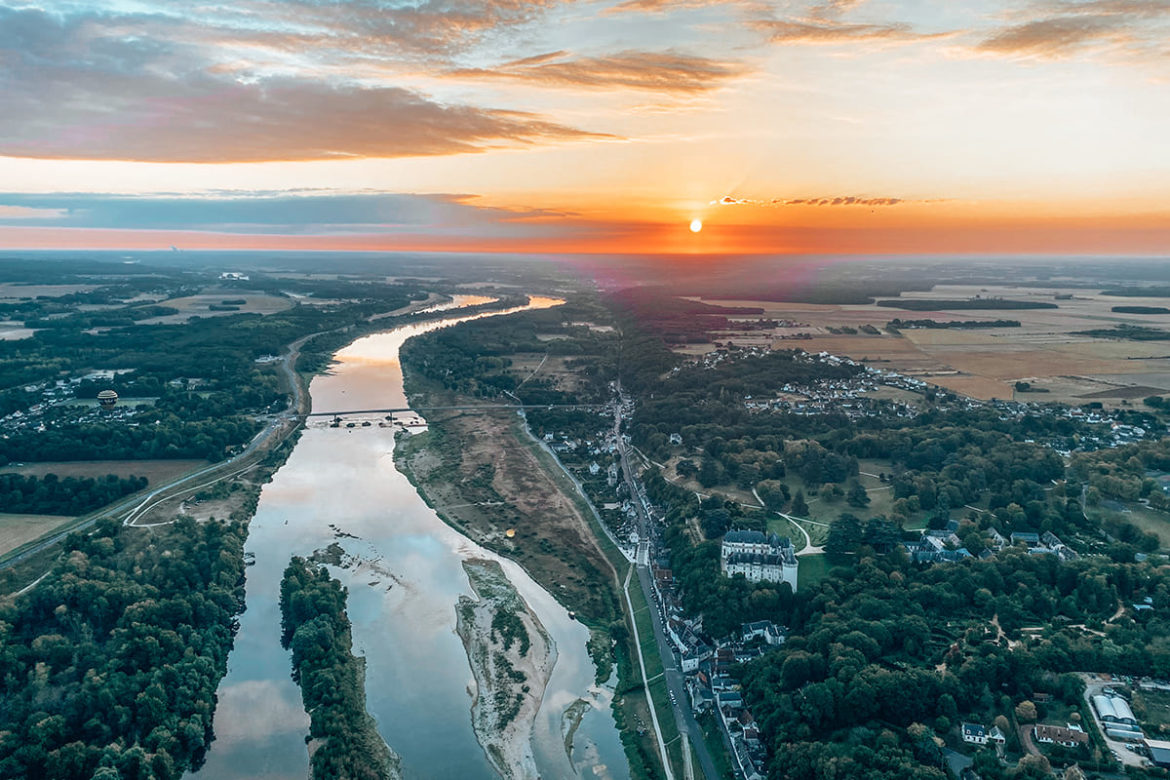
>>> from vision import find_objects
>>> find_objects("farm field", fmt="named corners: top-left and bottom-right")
top-left (683, 285), bottom-right (1170, 403)
top-left (0, 283), bottom-right (99, 299)
top-left (0, 459), bottom-right (209, 483)
top-left (0, 514), bottom-right (76, 556)
top-left (137, 291), bottom-right (292, 323)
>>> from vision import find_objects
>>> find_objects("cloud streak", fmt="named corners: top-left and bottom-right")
top-left (715, 195), bottom-right (917, 207)
top-left (974, 0), bottom-right (1170, 59)
top-left (449, 50), bottom-right (746, 92)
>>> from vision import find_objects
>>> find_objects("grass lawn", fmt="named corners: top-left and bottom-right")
top-left (627, 578), bottom-right (665, 682)
top-left (647, 676), bottom-right (684, 776)
top-left (799, 553), bottom-right (853, 588)
top-left (698, 712), bottom-right (737, 780)
top-left (1091, 502), bottom-right (1170, 549)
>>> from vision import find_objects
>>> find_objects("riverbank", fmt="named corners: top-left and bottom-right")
top-left (394, 385), bottom-right (667, 779)
top-left (457, 558), bottom-right (555, 779)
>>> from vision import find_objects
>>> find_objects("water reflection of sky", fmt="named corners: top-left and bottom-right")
top-left (192, 294), bottom-right (627, 780)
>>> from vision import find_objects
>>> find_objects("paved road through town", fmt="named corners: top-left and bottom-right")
top-left (615, 383), bottom-right (721, 780)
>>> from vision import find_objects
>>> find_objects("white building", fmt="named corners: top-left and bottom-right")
top-left (721, 530), bottom-right (798, 591)
top-left (961, 723), bottom-right (987, 745)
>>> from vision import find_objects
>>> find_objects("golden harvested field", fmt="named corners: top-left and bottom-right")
top-left (686, 285), bottom-right (1170, 402)
top-left (0, 514), bottom-right (75, 556)
top-left (0, 459), bottom-right (209, 483)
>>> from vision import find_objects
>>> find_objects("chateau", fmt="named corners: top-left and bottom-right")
top-left (720, 530), bottom-right (798, 592)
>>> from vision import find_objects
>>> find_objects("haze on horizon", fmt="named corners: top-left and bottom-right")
top-left (0, 0), bottom-right (1167, 256)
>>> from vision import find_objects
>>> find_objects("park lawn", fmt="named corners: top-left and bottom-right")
top-left (1089, 502), bottom-right (1170, 548)
top-left (627, 577), bottom-right (665, 682)
top-left (647, 676), bottom-right (684, 776)
top-left (799, 554), bottom-right (853, 589)
top-left (0, 514), bottom-right (75, 557)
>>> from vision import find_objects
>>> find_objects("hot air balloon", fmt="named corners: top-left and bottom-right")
top-left (97, 389), bottom-right (118, 409)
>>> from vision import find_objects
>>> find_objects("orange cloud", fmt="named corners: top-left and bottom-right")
top-left (449, 50), bottom-right (747, 92)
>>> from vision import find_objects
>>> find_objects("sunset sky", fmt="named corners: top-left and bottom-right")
top-left (0, 0), bottom-right (1167, 255)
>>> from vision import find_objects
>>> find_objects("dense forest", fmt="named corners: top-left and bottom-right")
top-left (0, 516), bottom-right (248, 780)
top-left (0, 472), bottom-right (147, 515)
top-left (279, 558), bottom-right (398, 780)
top-left (0, 417), bottom-right (261, 463)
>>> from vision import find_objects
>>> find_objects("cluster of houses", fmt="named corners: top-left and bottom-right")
top-left (902, 520), bottom-right (1080, 569)
top-left (720, 530), bottom-right (799, 591)
top-left (681, 346), bottom-right (1163, 458)
top-left (0, 370), bottom-right (142, 434)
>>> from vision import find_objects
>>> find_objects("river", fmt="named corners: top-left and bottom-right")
top-left (190, 295), bottom-right (630, 780)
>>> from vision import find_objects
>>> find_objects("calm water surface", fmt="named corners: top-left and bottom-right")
top-left (191, 296), bottom-right (629, 780)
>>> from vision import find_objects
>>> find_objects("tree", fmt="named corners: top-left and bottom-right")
top-left (826, 513), bottom-right (863, 555)
top-left (1014, 700), bottom-right (1037, 723)
top-left (847, 481), bottom-right (870, 508)
top-left (698, 457), bottom-right (724, 488)
top-left (791, 490), bottom-right (809, 517)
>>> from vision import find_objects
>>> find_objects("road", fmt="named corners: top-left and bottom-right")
top-left (614, 383), bottom-right (721, 780)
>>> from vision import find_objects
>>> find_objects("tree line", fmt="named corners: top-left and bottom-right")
top-left (0, 472), bottom-right (147, 515)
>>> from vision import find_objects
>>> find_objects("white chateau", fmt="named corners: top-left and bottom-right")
top-left (720, 530), bottom-right (799, 592)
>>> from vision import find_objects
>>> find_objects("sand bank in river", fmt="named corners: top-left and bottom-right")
top-left (456, 558), bottom-right (556, 779)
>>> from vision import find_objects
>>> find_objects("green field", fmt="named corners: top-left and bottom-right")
top-left (1090, 502), bottom-right (1170, 548)
top-left (799, 554), bottom-right (853, 588)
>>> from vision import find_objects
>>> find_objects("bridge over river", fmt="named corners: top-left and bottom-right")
top-left (306, 403), bottom-right (606, 417)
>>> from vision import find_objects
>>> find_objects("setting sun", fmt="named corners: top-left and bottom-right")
top-left (689, 219), bottom-right (702, 233)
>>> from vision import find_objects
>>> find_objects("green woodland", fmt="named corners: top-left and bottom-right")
top-left (0, 517), bottom-right (248, 780)
top-left (0, 473), bottom-right (148, 515)
top-left (279, 558), bottom-right (398, 780)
